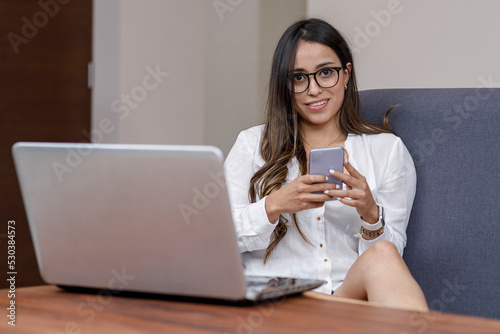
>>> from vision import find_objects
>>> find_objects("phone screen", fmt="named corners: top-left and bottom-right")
top-left (308, 146), bottom-right (344, 200)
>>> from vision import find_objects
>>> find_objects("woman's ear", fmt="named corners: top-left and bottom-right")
top-left (344, 62), bottom-right (352, 87)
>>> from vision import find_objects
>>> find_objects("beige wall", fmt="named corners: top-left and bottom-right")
top-left (92, 0), bottom-right (206, 145)
top-left (307, 0), bottom-right (500, 90)
top-left (92, 0), bottom-right (306, 154)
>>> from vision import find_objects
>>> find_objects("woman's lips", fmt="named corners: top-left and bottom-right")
top-left (306, 99), bottom-right (329, 111)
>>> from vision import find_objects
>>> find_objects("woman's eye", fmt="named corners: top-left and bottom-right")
top-left (319, 68), bottom-right (333, 77)
top-left (294, 74), bottom-right (306, 82)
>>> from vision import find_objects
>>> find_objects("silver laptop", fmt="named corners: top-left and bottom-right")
top-left (12, 142), bottom-right (323, 301)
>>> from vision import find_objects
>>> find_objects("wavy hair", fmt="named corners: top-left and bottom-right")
top-left (249, 18), bottom-right (393, 262)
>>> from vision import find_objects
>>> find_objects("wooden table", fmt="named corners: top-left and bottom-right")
top-left (1, 285), bottom-right (500, 333)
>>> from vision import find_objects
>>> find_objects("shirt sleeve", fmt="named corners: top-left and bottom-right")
top-left (357, 137), bottom-right (417, 256)
top-left (224, 129), bottom-right (277, 253)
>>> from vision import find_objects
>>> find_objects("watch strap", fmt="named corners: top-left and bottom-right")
top-left (359, 205), bottom-right (385, 231)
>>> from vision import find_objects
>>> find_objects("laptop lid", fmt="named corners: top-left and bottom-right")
top-left (12, 142), bottom-right (249, 300)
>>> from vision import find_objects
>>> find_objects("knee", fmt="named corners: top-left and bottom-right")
top-left (363, 241), bottom-right (401, 263)
top-left (358, 241), bottom-right (407, 283)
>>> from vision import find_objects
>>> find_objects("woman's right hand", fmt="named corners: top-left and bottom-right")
top-left (264, 174), bottom-right (337, 223)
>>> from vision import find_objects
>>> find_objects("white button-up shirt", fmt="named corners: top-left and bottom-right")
top-left (224, 125), bottom-right (416, 293)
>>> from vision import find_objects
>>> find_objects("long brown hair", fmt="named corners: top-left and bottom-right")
top-left (249, 18), bottom-right (393, 262)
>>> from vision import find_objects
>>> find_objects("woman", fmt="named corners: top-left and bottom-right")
top-left (224, 18), bottom-right (428, 311)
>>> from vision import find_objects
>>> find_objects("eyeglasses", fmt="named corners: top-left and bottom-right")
top-left (287, 67), bottom-right (342, 94)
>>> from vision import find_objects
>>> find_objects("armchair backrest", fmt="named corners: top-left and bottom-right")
top-left (359, 88), bottom-right (500, 319)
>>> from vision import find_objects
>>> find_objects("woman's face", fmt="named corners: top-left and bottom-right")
top-left (291, 41), bottom-right (351, 127)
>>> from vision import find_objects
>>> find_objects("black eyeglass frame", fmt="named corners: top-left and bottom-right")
top-left (287, 66), bottom-right (343, 94)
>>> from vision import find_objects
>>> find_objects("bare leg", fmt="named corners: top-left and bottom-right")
top-left (334, 240), bottom-right (429, 312)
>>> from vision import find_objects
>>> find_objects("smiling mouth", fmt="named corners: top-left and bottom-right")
top-left (307, 99), bottom-right (328, 107)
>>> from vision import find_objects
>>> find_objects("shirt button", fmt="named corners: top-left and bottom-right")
top-left (320, 244), bottom-right (323, 247)
top-left (324, 281), bottom-right (328, 285)
top-left (324, 259), bottom-right (328, 262)
top-left (317, 217), bottom-right (321, 221)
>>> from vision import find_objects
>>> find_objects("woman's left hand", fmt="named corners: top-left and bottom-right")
top-left (328, 159), bottom-right (379, 223)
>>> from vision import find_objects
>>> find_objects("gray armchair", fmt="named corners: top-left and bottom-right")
top-left (359, 88), bottom-right (500, 319)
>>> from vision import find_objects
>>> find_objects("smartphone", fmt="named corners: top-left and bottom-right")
top-left (308, 146), bottom-right (344, 200)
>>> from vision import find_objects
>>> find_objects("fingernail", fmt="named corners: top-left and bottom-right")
top-left (329, 169), bottom-right (335, 174)
top-left (324, 190), bottom-right (329, 194)
top-left (336, 184), bottom-right (340, 189)
top-left (344, 159), bottom-right (349, 164)
top-left (325, 176), bottom-right (328, 181)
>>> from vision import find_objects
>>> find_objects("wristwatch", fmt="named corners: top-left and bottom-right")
top-left (360, 205), bottom-right (385, 231)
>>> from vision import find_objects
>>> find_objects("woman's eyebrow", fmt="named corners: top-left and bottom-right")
top-left (293, 61), bottom-right (337, 72)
